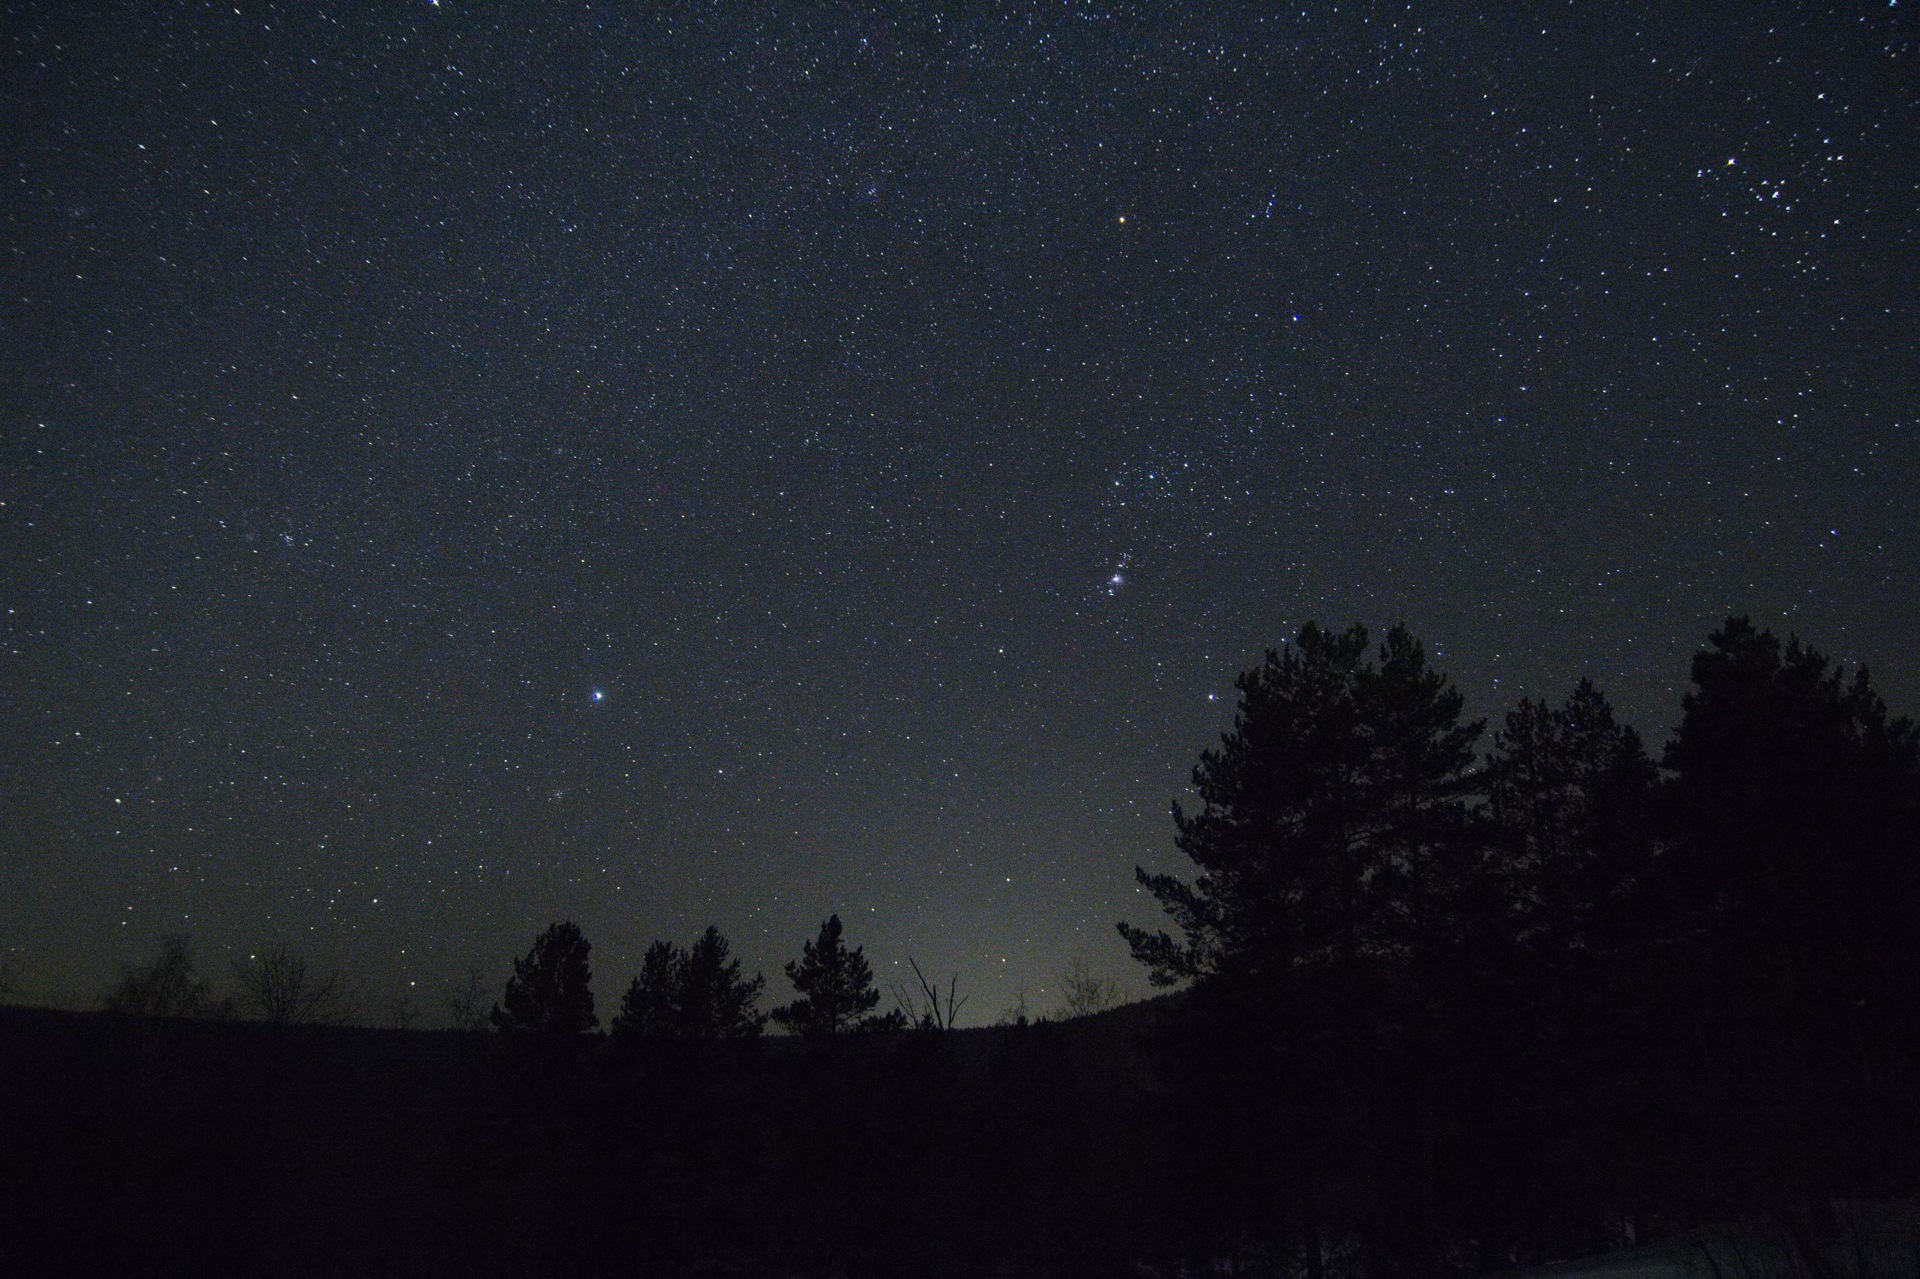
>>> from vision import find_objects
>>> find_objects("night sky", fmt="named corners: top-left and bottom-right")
top-left (3, 3), bottom-right (1915, 1020)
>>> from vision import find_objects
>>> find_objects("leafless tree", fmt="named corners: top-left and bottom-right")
top-left (892, 956), bottom-right (969, 1031)
top-left (389, 991), bottom-right (420, 1030)
top-left (443, 963), bottom-right (491, 1032)
top-left (994, 984), bottom-right (1032, 1027)
top-left (103, 934), bottom-right (232, 1018)
top-left (232, 944), bottom-right (354, 1027)
top-left (1057, 957), bottom-right (1121, 1019)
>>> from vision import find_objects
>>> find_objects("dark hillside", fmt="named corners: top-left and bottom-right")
top-left (0, 1000), bottom-right (1178, 1274)
top-left (922, 993), bottom-right (1177, 1101)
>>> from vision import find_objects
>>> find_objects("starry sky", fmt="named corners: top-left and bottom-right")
top-left (2, 2), bottom-right (1915, 1020)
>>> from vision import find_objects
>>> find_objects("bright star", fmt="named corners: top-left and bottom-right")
top-left (590, 689), bottom-right (606, 703)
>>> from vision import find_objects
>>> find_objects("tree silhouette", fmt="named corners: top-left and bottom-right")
top-left (231, 943), bottom-right (355, 1026)
top-left (492, 921), bottom-right (598, 1035)
top-left (443, 963), bottom-right (491, 1031)
top-left (1056, 958), bottom-right (1121, 1019)
top-left (771, 914), bottom-right (903, 1036)
top-left (613, 939), bottom-right (681, 1037)
top-left (1656, 617), bottom-right (1920, 1209)
top-left (1663, 617), bottom-right (1920, 956)
top-left (1115, 622), bottom-right (1489, 1272)
top-left (892, 956), bottom-right (967, 1031)
top-left (1484, 679), bottom-right (1658, 952)
top-left (611, 925), bottom-right (766, 1039)
top-left (102, 934), bottom-right (232, 1019)
top-left (388, 992), bottom-right (420, 1030)
top-left (1119, 621), bottom-right (1484, 984)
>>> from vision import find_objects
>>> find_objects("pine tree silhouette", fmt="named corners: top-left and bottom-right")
top-left (492, 921), bottom-right (597, 1035)
top-left (772, 914), bottom-right (903, 1036)
top-left (1602, 617), bottom-right (1920, 1227)
top-left (1119, 621), bottom-right (1484, 982)
top-left (612, 925), bottom-right (766, 1039)
top-left (1115, 621), bottom-right (1489, 1272)
top-left (1484, 679), bottom-right (1658, 953)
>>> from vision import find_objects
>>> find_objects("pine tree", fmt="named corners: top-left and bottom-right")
top-left (771, 914), bottom-right (903, 1037)
top-left (1659, 618), bottom-right (1920, 1038)
top-left (1484, 679), bottom-right (1658, 952)
top-left (1663, 617), bottom-right (1920, 948)
top-left (1114, 622), bottom-right (1487, 1269)
top-left (678, 925), bottom-right (767, 1038)
top-left (1654, 618), bottom-right (1920, 1213)
top-left (492, 921), bottom-right (598, 1035)
top-left (1118, 621), bottom-right (1484, 984)
top-left (612, 926), bottom-right (767, 1039)
top-left (612, 939), bottom-right (682, 1037)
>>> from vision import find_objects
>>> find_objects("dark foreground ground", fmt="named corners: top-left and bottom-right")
top-left (0, 1002), bottom-right (1173, 1277)
top-left (6, 1001), bottom-right (1919, 1279)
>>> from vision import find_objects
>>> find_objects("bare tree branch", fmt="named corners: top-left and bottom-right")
top-left (443, 964), bottom-right (491, 1032)
top-left (232, 944), bottom-right (354, 1027)
top-left (892, 956), bottom-right (969, 1031)
top-left (994, 985), bottom-right (1031, 1027)
top-left (1058, 957), bottom-right (1121, 1019)
top-left (389, 992), bottom-right (420, 1030)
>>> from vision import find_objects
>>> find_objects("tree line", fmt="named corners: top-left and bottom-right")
top-left (483, 912), bottom-right (907, 1040)
top-left (1116, 617), bottom-right (1920, 1273)
top-left (97, 911), bottom-right (1038, 1038)
top-left (33, 613), bottom-right (1920, 1273)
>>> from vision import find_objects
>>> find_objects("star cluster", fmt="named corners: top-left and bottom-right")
top-left (2, 3), bottom-right (1914, 1017)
